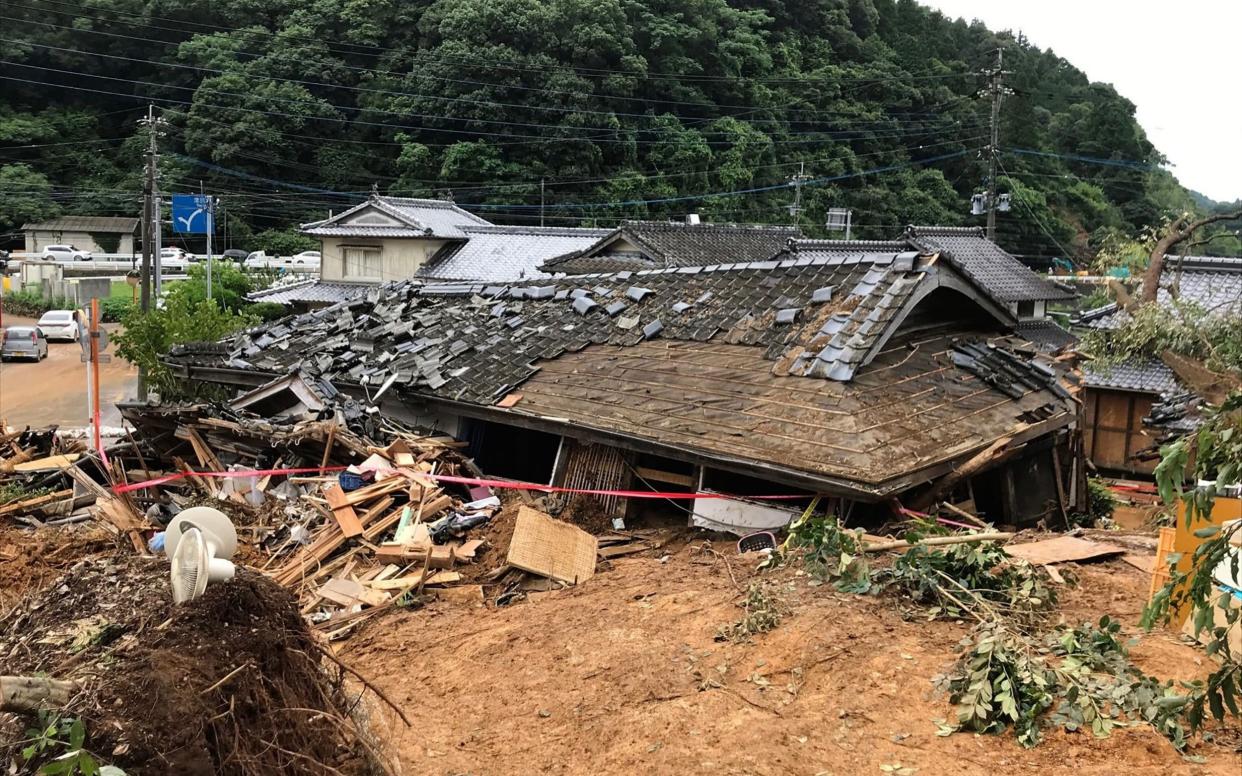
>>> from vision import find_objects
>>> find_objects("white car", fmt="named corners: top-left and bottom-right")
top-left (36, 310), bottom-right (82, 342)
top-left (41, 244), bottom-right (92, 261)
top-left (160, 247), bottom-right (194, 263)
top-left (289, 250), bottom-right (321, 266)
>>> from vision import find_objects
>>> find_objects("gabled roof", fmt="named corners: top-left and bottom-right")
top-left (539, 221), bottom-right (802, 274)
top-left (905, 226), bottom-right (1076, 302)
top-left (418, 225), bottom-right (610, 283)
top-left (23, 216), bottom-right (139, 233)
top-left (1075, 255), bottom-right (1241, 394)
top-left (301, 196), bottom-right (492, 239)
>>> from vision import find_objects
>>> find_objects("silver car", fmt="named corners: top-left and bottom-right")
top-left (0, 326), bottom-right (49, 361)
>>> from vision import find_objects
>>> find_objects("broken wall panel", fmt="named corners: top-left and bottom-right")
top-left (555, 438), bottom-right (630, 518)
top-left (691, 494), bottom-right (797, 535)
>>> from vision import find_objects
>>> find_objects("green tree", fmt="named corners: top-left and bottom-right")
top-left (0, 164), bottom-right (60, 234)
top-left (112, 295), bottom-right (255, 397)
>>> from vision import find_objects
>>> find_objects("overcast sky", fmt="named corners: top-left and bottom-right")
top-left (925, 0), bottom-right (1241, 203)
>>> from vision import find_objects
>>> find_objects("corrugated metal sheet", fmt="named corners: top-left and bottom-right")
top-left (419, 225), bottom-right (610, 282)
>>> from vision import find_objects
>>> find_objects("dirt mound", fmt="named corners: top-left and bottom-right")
top-left (0, 557), bottom-right (387, 775)
top-left (0, 525), bottom-right (118, 611)
top-left (342, 544), bottom-right (1241, 776)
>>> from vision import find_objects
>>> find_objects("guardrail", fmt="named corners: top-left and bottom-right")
top-left (7, 254), bottom-right (318, 275)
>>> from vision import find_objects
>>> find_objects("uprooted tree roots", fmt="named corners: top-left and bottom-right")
top-left (0, 557), bottom-right (395, 775)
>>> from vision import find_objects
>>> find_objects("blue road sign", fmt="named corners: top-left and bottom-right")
top-left (171, 194), bottom-right (212, 234)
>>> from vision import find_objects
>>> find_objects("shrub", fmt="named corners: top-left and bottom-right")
top-left (244, 301), bottom-right (289, 322)
top-left (100, 297), bottom-right (134, 323)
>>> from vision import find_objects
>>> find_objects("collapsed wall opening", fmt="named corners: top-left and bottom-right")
top-left (460, 418), bottom-right (560, 484)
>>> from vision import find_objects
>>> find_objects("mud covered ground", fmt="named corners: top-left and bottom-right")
top-left (343, 541), bottom-right (1242, 776)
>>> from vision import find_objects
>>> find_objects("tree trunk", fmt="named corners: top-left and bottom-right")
top-left (1141, 209), bottom-right (1242, 304)
top-left (0, 676), bottom-right (78, 712)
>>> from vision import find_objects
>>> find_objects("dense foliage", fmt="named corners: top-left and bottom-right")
top-left (3, 0), bottom-right (1235, 262)
top-left (1145, 392), bottom-right (1242, 735)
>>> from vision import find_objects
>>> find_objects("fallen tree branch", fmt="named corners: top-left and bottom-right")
top-left (862, 531), bottom-right (1013, 553)
top-left (311, 645), bottom-right (412, 728)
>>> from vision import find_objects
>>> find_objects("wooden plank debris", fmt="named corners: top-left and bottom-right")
top-left (1004, 536), bottom-right (1126, 566)
top-left (506, 506), bottom-right (597, 585)
top-left (323, 484), bottom-right (365, 538)
top-left (11, 454), bottom-right (81, 472)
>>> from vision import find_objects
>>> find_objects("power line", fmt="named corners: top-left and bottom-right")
top-left (2, 12), bottom-right (980, 116)
top-left (1, 61), bottom-right (986, 146)
top-left (3, 37), bottom-right (982, 130)
top-left (16, 0), bottom-right (984, 87)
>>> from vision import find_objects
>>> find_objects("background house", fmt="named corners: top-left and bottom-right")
top-left (1074, 255), bottom-right (1242, 474)
top-left (23, 216), bottom-right (139, 255)
top-left (301, 195), bottom-right (493, 284)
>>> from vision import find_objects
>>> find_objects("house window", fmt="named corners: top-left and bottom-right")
top-left (1016, 300), bottom-right (1037, 319)
top-left (342, 247), bottom-right (382, 280)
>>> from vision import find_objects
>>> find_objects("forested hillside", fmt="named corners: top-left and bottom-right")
top-left (1, 0), bottom-right (1234, 260)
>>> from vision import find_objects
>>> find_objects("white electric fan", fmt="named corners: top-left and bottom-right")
top-left (164, 506), bottom-right (239, 603)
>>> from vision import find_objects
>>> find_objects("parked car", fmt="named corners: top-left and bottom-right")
top-left (36, 310), bottom-right (81, 342)
top-left (289, 250), bottom-right (321, 266)
top-left (243, 251), bottom-right (277, 269)
top-left (160, 247), bottom-right (193, 263)
top-left (221, 249), bottom-right (248, 263)
top-left (1, 326), bottom-right (49, 361)
top-left (41, 244), bottom-right (92, 261)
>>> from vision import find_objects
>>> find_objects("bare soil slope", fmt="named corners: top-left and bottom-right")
top-left (344, 542), bottom-right (1241, 776)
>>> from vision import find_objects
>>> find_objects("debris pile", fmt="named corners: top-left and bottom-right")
top-left (115, 399), bottom-right (512, 638)
top-left (0, 556), bottom-right (391, 775)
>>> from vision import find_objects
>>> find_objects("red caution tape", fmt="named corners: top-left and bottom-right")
top-left (112, 465), bottom-right (809, 501)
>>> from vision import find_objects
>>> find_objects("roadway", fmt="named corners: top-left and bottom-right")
top-left (0, 316), bottom-right (138, 429)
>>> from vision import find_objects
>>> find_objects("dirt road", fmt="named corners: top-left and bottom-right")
top-left (0, 315), bottom-right (137, 428)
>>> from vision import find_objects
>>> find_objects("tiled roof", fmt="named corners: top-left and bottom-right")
top-left (172, 251), bottom-right (1076, 493)
top-left (301, 196), bottom-right (491, 239)
top-left (905, 226), bottom-right (1076, 302)
top-left (1082, 359), bottom-right (1181, 395)
top-left (247, 280), bottom-right (371, 306)
top-left (1014, 319), bottom-right (1078, 351)
top-left (540, 221), bottom-right (801, 274)
top-left (418, 225), bottom-right (610, 283)
top-left (23, 216), bottom-right (139, 233)
top-left (1075, 255), bottom-right (1242, 331)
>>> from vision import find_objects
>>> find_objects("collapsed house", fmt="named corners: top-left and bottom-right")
top-left (1074, 255), bottom-right (1242, 474)
top-left (168, 232), bottom-right (1085, 530)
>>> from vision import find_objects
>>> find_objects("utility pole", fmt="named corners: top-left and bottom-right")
top-left (202, 182), bottom-right (214, 302)
top-left (540, 178), bottom-right (545, 228)
top-left (788, 162), bottom-right (811, 224)
top-left (982, 48), bottom-right (1009, 241)
top-left (138, 105), bottom-right (155, 314)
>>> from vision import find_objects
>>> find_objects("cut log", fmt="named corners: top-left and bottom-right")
top-left (1, 676), bottom-right (79, 712)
